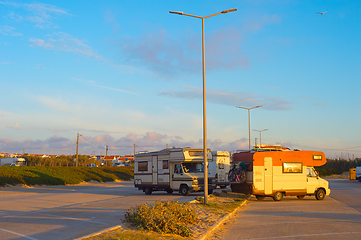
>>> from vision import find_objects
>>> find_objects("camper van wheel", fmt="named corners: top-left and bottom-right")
top-left (180, 185), bottom-right (190, 196)
top-left (297, 195), bottom-right (305, 200)
top-left (315, 189), bottom-right (325, 200)
top-left (166, 189), bottom-right (173, 194)
top-left (256, 195), bottom-right (265, 200)
top-left (273, 192), bottom-right (283, 201)
top-left (144, 188), bottom-right (152, 195)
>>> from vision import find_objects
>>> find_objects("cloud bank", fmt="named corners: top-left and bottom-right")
top-left (0, 132), bottom-right (250, 155)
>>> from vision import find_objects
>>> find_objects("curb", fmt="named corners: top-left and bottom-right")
top-left (74, 225), bottom-right (123, 240)
top-left (197, 199), bottom-right (248, 240)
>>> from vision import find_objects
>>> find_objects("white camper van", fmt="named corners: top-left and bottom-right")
top-left (134, 147), bottom-right (216, 196)
top-left (209, 151), bottom-right (231, 189)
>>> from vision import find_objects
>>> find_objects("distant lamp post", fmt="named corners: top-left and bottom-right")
top-left (253, 129), bottom-right (268, 146)
top-left (170, 8), bottom-right (237, 204)
top-left (236, 105), bottom-right (262, 150)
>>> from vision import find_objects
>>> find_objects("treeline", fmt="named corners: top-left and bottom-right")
top-left (316, 158), bottom-right (361, 176)
top-left (23, 155), bottom-right (114, 167)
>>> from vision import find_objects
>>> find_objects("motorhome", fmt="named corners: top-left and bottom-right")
top-left (229, 149), bottom-right (330, 201)
top-left (134, 147), bottom-right (216, 196)
top-left (209, 151), bottom-right (231, 189)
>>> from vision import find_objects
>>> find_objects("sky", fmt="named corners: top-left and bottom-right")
top-left (0, 0), bottom-right (360, 159)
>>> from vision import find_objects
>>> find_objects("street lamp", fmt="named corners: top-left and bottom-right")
top-left (170, 8), bottom-right (237, 204)
top-left (253, 129), bottom-right (268, 146)
top-left (236, 105), bottom-right (262, 150)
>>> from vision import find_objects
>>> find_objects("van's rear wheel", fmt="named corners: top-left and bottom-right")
top-left (180, 185), bottom-right (190, 196)
top-left (273, 192), bottom-right (283, 201)
top-left (297, 195), bottom-right (305, 200)
top-left (256, 195), bottom-right (265, 200)
top-left (144, 187), bottom-right (152, 195)
top-left (315, 189), bottom-right (325, 200)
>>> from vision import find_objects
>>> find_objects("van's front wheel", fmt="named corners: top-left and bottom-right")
top-left (180, 185), bottom-right (190, 196)
top-left (315, 189), bottom-right (325, 200)
top-left (273, 192), bottom-right (283, 201)
top-left (144, 188), bottom-right (152, 195)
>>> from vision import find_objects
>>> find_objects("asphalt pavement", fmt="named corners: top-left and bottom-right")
top-left (208, 179), bottom-right (361, 240)
top-left (0, 181), bottom-right (201, 240)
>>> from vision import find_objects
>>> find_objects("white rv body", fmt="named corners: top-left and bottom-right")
top-left (209, 151), bottom-right (231, 188)
top-left (134, 148), bottom-right (216, 196)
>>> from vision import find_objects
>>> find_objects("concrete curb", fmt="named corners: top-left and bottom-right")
top-left (197, 199), bottom-right (248, 240)
top-left (74, 224), bottom-right (123, 240)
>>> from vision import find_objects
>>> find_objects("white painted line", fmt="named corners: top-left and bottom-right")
top-left (74, 225), bottom-right (123, 240)
top-left (329, 196), bottom-right (361, 214)
top-left (246, 231), bottom-right (361, 239)
top-left (232, 218), bottom-right (361, 227)
top-left (35, 212), bottom-right (106, 224)
top-left (0, 228), bottom-right (39, 240)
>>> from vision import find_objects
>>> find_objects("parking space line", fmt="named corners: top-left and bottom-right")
top-left (329, 196), bottom-right (361, 214)
top-left (35, 212), bottom-right (106, 224)
top-left (0, 228), bottom-right (39, 240)
top-left (246, 231), bottom-right (361, 239)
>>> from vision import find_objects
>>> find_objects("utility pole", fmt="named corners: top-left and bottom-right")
top-left (166, 144), bottom-right (168, 149)
top-left (76, 133), bottom-right (79, 167)
top-left (133, 144), bottom-right (135, 156)
top-left (105, 145), bottom-right (108, 166)
top-left (255, 138), bottom-right (258, 148)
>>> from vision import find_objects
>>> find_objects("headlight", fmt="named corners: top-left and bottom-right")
top-left (193, 179), bottom-right (198, 185)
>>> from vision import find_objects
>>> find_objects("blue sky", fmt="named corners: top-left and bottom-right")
top-left (0, 0), bottom-right (360, 158)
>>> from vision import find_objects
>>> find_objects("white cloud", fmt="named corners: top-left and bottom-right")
top-left (314, 103), bottom-right (327, 107)
top-left (73, 77), bottom-right (135, 95)
top-left (1, 2), bottom-right (71, 28)
top-left (158, 85), bottom-right (292, 110)
top-left (29, 32), bottom-right (101, 58)
top-left (0, 26), bottom-right (22, 36)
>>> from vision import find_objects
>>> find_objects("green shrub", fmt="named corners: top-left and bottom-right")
top-left (124, 200), bottom-right (197, 237)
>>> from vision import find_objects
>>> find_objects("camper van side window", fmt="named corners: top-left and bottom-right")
top-left (163, 160), bottom-right (168, 169)
top-left (138, 161), bottom-right (148, 171)
top-left (282, 162), bottom-right (302, 173)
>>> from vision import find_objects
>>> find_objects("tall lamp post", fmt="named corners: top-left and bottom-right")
top-left (170, 8), bottom-right (237, 204)
top-left (253, 129), bottom-right (268, 146)
top-left (236, 105), bottom-right (262, 150)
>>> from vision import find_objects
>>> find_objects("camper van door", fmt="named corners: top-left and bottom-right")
top-left (152, 156), bottom-right (158, 185)
top-left (264, 157), bottom-right (273, 195)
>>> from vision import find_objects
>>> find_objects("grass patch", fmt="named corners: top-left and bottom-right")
top-left (0, 166), bottom-right (133, 187)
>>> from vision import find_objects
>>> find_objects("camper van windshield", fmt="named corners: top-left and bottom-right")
top-left (182, 162), bottom-right (204, 173)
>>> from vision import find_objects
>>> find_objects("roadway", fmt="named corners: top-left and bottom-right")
top-left (0, 181), bottom-right (202, 240)
top-left (208, 179), bottom-right (361, 240)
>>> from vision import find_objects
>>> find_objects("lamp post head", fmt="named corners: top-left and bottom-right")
top-left (169, 11), bottom-right (184, 15)
top-left (221, 8), bottom-right (237, 14)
